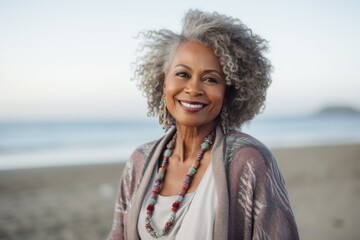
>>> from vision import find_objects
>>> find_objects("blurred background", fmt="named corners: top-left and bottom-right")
top-left (0, 0), bottom-right (359, 239)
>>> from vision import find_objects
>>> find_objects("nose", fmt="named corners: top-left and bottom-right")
top-left (184, 76), bottom-right (204, 96)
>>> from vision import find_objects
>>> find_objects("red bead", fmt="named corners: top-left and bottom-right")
top-left (145, 223), bottom-right (154, 231)
top-left (147, 204), bottom-right (154, 211)
top-left (164, 221), bottom-right (174, 231)
top-left (172, 201), bottom-right (180, 210)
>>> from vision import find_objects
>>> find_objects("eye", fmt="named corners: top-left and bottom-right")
top-left (203, 77), bottom-right (218, 84)
top-left (175, 72), bottom-right (190, 78)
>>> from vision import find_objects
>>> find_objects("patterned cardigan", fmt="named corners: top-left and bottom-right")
top-left (108, 126), bottom-right (299, 240)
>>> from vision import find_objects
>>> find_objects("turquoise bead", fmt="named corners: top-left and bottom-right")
top-left (164, 149), bottom-right (172, 157)
top-left (201, 142), bottom-right (210, 150)
top-left (157, 172), bottom-right (164, 180)
top-left (148, 199), bottom-right (156, 205)
top-left (188, 167), bottom-right (196, 175)
top-left (176, 196), bottom-right (184, 202)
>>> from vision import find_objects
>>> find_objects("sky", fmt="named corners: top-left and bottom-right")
top-left (0, 0), bottom-right (359, 121)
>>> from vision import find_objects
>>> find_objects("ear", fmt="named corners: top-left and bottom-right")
top-left (163, 81), bottom-right (167, 91)
top-left (162, 72), bottom-right (166, 89)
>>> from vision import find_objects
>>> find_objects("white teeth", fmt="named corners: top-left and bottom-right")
top-left (180, 101), bottom-right (204, 109)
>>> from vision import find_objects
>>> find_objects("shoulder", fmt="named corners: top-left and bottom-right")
top-left (225, 129), bottom-right (273, 165)
top-left (131, 139), bottom-right (160, 160)
top-left (225, 129), bottom-right (288, 198)
top-left (224, 129), bottom-right (282, 182)
top-left (130, 136), bottom-right (163, 163)
top-left (124, 137), bottom-right (164, 176)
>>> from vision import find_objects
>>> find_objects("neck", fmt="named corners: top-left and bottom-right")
top-left (174, 123), bottom-right (216, 162)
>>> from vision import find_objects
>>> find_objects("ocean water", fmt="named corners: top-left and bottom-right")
top-left (0, 115), bottom-right (359, 170)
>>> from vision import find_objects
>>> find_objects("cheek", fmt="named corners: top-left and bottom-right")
top-left (213, 88), bottom-right (226, 105)
top-left (163, 76), bottom-right (174, 93)
top-left (164, 77), bottom-right (183, 99)
top-left (163, 84), bottom-right (177, 108)
top-left (164, 86), bottom-right (176, 103)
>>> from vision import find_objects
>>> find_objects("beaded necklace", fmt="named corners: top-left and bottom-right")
top-left (145, 131), bottom-right (215, 238)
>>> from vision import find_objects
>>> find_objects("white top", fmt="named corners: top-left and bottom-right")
top-left (138, 163), bottom-right (217, 240)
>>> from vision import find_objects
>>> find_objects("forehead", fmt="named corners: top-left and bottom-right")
top-left (168, 41), bottom-right (223, 71)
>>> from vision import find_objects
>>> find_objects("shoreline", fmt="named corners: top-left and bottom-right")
top-left (1, 141), bottom-right (360, 172)
top-left (0, 143), bottom-right (359, 239)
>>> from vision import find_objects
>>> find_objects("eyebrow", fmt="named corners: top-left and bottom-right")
top-left (174, 64), bottom-right (224, 77)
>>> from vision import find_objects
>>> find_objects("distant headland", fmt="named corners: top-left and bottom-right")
top-left (315, 106), bottom-right (360, 117)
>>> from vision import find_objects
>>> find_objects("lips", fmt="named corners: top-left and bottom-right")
top-left (178, 100), bottom-right (207, 112)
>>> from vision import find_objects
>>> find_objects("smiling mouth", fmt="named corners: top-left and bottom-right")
top-left (179, 100), bottom-right (207, 110)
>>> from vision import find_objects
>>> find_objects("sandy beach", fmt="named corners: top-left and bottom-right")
top-left (0, 143), bottom-right (359, 240)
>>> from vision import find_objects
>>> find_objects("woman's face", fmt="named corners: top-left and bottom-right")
top-left (164, 41), bottom-right (226, 130)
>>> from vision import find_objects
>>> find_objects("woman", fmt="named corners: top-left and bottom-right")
top-left (108, 9), bottom-right (299, 240)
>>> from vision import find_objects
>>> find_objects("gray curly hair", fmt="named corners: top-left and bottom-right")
top-left (134, 9), bottom-right (272, 128)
